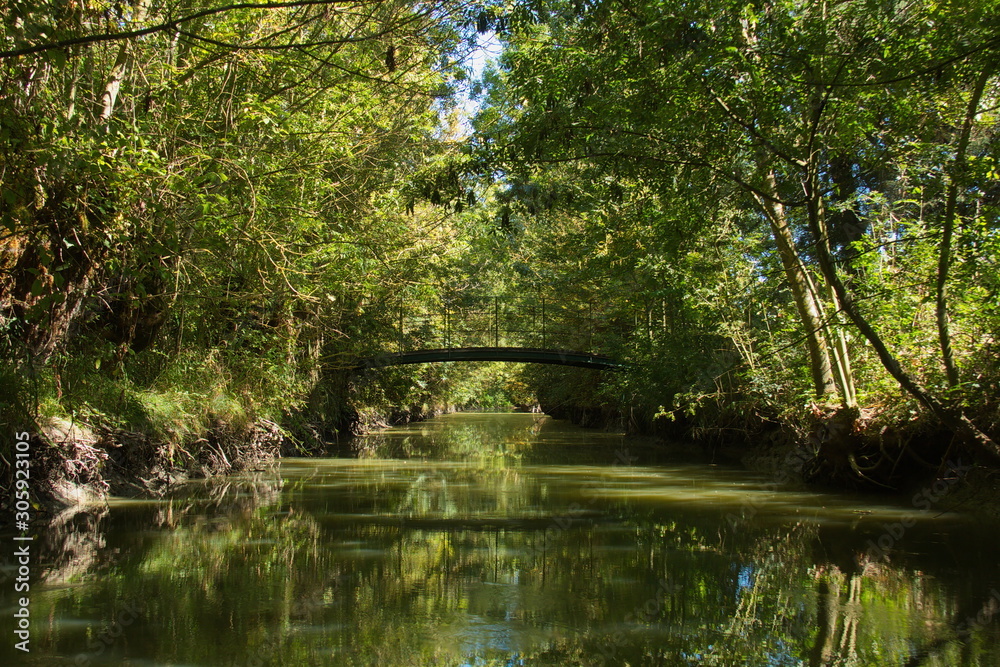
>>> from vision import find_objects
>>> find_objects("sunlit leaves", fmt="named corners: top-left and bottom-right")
top-left (0, 0), bottom-right (491, 434)
top-left (468, 0), bottom-right (1000, 442)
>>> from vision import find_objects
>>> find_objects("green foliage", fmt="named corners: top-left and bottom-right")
top-left (0, 0), bottom-right (498, 447)
top-left (466, 0), bottom-right (1000, 454)
top-left (3, 0), bottom-right (1000, 469)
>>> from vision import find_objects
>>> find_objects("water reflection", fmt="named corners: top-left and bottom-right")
top-left (3, 413), bottom-right (1000, 666)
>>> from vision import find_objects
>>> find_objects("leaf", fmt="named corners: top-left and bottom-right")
top-left (48, 48), bottom-right (67, 69)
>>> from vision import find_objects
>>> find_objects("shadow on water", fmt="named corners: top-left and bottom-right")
top-left (3, 412), bottom-right (1000, 666)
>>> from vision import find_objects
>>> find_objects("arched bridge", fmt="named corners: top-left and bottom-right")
top-left (354, 295), bottom-right (624, 370)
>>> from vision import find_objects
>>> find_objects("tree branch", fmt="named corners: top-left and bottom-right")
top-left (0, 0), bottom-right (379, 59)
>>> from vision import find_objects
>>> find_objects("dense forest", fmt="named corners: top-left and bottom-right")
top-left (2, 0), bottom-right (999, 500)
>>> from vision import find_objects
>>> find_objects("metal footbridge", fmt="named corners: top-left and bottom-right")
top-left (354, 295), bottom-right (623, 370)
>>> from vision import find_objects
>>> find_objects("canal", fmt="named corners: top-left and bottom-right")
top-left (5, 412), bottom-right (1000, 665)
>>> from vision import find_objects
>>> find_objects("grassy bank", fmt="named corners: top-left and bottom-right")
top-left (0, 353), bottom-right (540, 512)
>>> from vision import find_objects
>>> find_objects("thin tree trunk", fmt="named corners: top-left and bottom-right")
top-left (755, 172), bottom-right (837, 399)
top-left (828, 295), bottom-right (857, 408)
top-left (936, 63), bottom-right (992, 387)
top-left (97, 0), bottom-right (149, 124)
top-left (810, 195), bottom-right (858, 409)
top-left (809, 572), bottom-right (841, 666)
top-left (66, 55), bottom-right (79, 122)
top-left (802, 160), bottom-right (1000, 460)
top-left (98, 42), bottom-right (129, 123)
top-left (837, 575), bottom-right (861, 662)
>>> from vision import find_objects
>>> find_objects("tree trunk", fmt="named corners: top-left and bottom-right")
top-left (810, 196), bottom-right (858, 409)
top-left (809, 572), bottom-right (841, 666)
top-left (97, 0), bottom-right (149, 124)
top-left (98, 42), bottom-right (129, 123)
top-left (801, 159), bottom-right (1000, 460)
top-left (755, 172), bottom-right (838, 400)
top-left (936, 63), bottom-right (992, 388)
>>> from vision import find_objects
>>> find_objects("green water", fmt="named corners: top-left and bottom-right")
top-left (4, 412), bottom-right (1000, 666)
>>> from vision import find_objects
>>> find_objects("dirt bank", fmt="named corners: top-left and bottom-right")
top-left (12, 402), bottom-right (1000, 523)
top-left (545, 399), bottom-right (1000, 519)
top-left (5, 417), bottom-right (284, 516)
top-left (5, 396), bottom-right (457, 517)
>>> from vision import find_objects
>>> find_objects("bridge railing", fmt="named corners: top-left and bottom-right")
top-left (391, 295), bottom-right (607, 353)
top-left (338, 292), bottom-right (722, 368)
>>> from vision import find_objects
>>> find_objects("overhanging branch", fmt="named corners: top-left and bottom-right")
top-left (0, 0), bottom-right (381, 59)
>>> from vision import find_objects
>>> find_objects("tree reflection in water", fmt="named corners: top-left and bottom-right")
top-left (6, 414), bottom-right (999, 666)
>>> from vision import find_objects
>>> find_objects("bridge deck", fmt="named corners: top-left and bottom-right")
top-left (356, 347), bottom-right (623, 370)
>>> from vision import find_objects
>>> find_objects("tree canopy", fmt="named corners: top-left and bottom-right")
top-left (2, 0), bottom-right (999, 484)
